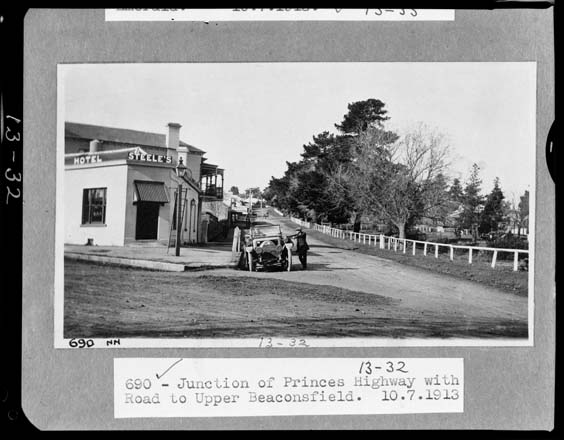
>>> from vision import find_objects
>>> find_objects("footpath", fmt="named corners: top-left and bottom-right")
top-left (65, 230), bottom-right (240, 272)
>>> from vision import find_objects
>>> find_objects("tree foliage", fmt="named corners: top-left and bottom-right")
top-left (479, 177), bottom-right (505, 234)
top-left (265, 99), bottom-right (392, 224)
top-left (335, 98), bottom-right (389, 134)
top-left (347, 124), bottom-right (451, 238)
top-left (458, 163), bottom-right (485, 237)
top-left (265, 98), bottom-right (525, 244)
top-left (448, 178), bottom-right (464, 203)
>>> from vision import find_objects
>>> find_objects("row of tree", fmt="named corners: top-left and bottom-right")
top-left (263, 99), bottom-right (529, 240)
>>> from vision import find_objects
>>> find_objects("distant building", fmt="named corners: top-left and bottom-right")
top-left (64, 121), bottom-right (224, 246)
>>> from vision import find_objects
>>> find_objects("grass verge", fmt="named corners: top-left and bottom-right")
top-left (305, 229), bottom-right (528, 297)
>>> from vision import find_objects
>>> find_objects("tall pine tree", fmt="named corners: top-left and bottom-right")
top-left (479, 177), bottom-right (505, 235)
top-left (448, 178), bottom-right (464, 203)
top-left (459, 163), bottom-right (484, 239)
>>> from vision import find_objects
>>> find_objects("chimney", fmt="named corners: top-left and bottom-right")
top-left (89, 139), bottom-right (101, 153)
top-left (166, 122), bottom-right (181, 161)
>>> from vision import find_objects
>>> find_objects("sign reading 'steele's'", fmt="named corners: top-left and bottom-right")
top-left (128, 150), bottom-right (173, 164)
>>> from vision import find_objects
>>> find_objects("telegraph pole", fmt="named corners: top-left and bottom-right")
top-left (175, 182), bottom-right (182, 256)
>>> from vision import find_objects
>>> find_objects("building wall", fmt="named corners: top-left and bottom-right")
top-left (64, 164), bottom-right (128, 245)
top-left (184, 152), bottom-right (202, 182)
top-left (124, 164), bottom-right (174, 243)
top-left (179, 187), bottom-right (200, 244)
top-left (202, 199), bottom-right (230, 221)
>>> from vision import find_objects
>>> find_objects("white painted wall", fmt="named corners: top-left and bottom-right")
top-left (124, 165), bottom-right (174, 243)
top-left (202, 199), bottom-right (230, 221)
top-left (180, 188), bottom-right (200, 244)
top-left (64, 164), bottom-right (128, 246)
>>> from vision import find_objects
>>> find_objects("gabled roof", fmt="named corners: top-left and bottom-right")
top-left (65, 121), bottom-right (205, 154)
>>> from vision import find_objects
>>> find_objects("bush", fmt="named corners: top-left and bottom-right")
top-left (406, 230), bottom-right (426, 241)
top-left (488, 235), bottom-right (528, 250)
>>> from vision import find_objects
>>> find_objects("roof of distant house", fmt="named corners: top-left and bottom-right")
top-left (65, 121), bottom-right (205, 154)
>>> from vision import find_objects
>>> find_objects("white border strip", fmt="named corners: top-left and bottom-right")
top-left (58, 337), bottom-right (530, 349)
top-left (105, 9), bottom-right (455, 22)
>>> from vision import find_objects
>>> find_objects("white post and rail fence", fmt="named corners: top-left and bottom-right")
top-left (289, 217), bottom-right (528, 272)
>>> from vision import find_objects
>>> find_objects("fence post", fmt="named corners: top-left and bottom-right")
top-left (450, 246), bottom-right (454, 261)
top-left (412, 241), bottom-right (416, 255)
top-left (363, 234), bottom-right (366, 245)
top-left (513, 251), bottom-right (519, 271)
top-left (394, 239), bottom-right (398, 252)
top-left (403, 239), bottom-right (407, 253)
top-left (424, 243), bottom-right (428, 256)
top-left (468, 248), bottom-right (473, 264)
top-left (387, 237), bottom-right (391, 250)
top-left (491, 250), bottom-right (498, 269)
top-left (380, 234), bottom-right (384, 249)
top-left (435, 244), bottom-right (439, 258)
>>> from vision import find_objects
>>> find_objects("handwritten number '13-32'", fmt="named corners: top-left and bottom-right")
top-left (4, 115), bottom-right (22, 204)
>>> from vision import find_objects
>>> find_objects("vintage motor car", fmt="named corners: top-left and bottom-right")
top-left (243, 224), bottom-right (293, 272)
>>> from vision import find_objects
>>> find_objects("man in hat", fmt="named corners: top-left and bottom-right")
top-left (289, 227), bottom-right (310, 269)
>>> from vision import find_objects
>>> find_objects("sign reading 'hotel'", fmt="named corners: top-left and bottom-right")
top-left (73, 154), bottom-right (103, 165)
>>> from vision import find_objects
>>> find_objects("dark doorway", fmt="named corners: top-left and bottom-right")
top-left (135, 202), bottom-right (160, 240)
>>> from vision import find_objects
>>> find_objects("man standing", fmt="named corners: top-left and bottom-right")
top-left (290, 227), bottom-right (310, 270)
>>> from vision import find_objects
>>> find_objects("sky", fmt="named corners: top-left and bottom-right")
top-left (61, 62), bottom-right (535, 203)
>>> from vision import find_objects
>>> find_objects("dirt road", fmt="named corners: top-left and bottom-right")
top-left (226, 214), bottom-right (528, 323)
top-left (64, 212), bottom-right (529, 339)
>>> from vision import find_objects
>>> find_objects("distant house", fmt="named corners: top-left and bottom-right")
top-left (64, 121), bottom-right (224, 246)
top-left (505, 209), bottom-right (529, 236)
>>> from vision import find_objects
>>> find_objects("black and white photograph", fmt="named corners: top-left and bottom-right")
top-left (57, 62), bottom-right (535, 346)
top-left (14, 7), bottom-right (554, 431)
